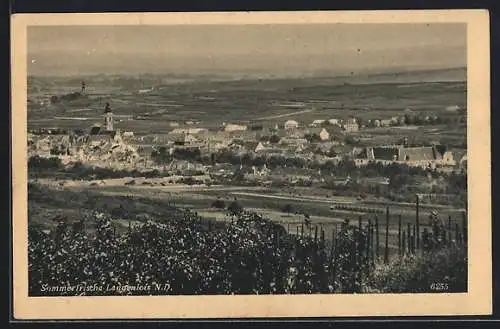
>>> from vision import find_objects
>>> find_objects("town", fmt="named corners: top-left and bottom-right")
top-left (28, 80), bottom-right (467, 197)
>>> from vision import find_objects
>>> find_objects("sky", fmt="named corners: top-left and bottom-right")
top-left (27, 23), bottom-right (466, 77)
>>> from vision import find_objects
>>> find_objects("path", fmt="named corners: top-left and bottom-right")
top-left (254, 108), bottom-right (314, 120)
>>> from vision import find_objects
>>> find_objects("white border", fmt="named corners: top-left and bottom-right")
top-left (11, 10), bottom-right (491, 319)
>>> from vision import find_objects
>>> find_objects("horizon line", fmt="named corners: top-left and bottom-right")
top-left (28, 65), bottom-right (466, 80)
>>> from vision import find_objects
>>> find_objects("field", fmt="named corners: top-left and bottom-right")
top-left (28, 68), bottom-right (466, 136)
top-left (30, 177), bottom-right (465, 255)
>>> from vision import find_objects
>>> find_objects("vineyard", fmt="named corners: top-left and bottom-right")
top-left (28, 206), bottom-right (468, 296)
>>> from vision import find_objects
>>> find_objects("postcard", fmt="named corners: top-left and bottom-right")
top-left (11, 10), bottom-right (491, 319)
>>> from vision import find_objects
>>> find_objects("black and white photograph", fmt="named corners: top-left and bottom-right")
top-left (11, 11), bottom-right (491, 318)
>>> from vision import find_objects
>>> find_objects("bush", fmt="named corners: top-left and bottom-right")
top-left (269, 135), bottom-right (280, 144)
top-left (367, 245), bottom-right (467, 293)
top-left (211, 199), bottom-right (226, 209)
top-left (28, 156), bottom-right (63, 171)
top-left (281, 204), bottom-right (294, 214)
top-left (227, 201), bottom-right (244, 215)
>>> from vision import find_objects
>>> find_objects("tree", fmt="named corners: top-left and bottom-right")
top-left (413, 115), bottom-right (424, 125)
top-left (151, 146), bottom-right (172, 164)
top-left (281, 204), bottom-right (294, 215)
top-left (389, 173), bottom-right (413, 191)
top-left (404, 114), bottom-right (414, 125)
top-left (269, 134), bottom-right (280, 144)
top-left (211, 199), bottom-right (226, 209)
top-left (232, 169), bottom-right (245, 182)
top-left (344, 136), bottom-right (357, 145)
top-left (260, 135), bottom-right (270, 142)
top-left (304, 213), bottom-right (311, 226)
top-left (228, 201), bottom-right (244, 215)
top-left (327, 147), bottom-right (338, 158)
top-left (355, 117), bottom-right (364, 127)
top-left (305, 134), bottom-right (321, 143)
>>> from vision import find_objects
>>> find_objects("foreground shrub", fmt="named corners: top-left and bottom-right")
top-left (367, 245), bottom-right (467, 293)
top-left (28, 208), bottom-right (467, 296)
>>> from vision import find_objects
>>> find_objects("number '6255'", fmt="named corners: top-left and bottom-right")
top-left (430, 283), bottom-right (449, 291)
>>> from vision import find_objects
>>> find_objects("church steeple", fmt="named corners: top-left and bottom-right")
top-left (104, 102), bottom-right (114, 131)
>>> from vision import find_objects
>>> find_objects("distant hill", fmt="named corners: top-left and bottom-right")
top-left (359, 67), bottom-right (466, 84)
top-left (28, 66), bottom-right (466, 92)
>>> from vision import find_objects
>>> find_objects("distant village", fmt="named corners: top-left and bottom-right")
top-left (28, 80), bottom-right (469, 190)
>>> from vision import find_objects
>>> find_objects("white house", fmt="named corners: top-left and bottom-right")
top-left (328, 119), bottom-right (340, 126)
top-left (459, 154), bottom-right (467, 170)
top-left (254, 141), bottom-right (267, 152)
top-left (284, 120), bottom-right (299, 130)
top-left (380, 119), bottom-right (392, 127)
top-left (318, 128), bottom-right (330, 141)
top-left (310, 119), bottom-right (326, 127)
top-left (224, 124), bottom-right (248, 132)
top-left (173, 133), bottom-right (199, 145)
top-left (169, 128), bottom-right (206, 135)
top-left (441, 151), bottom-right (456, 166)
top-left (342, 118), bottom-right (359, 132)
top-left (446, 105), bottom-right (461, 112)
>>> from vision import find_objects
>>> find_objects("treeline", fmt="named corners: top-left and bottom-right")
top-left (28, 156), bottom-right (168, 180)
top-left (361, 112), bottom-right (466, 128)
top-left (49, 92), bottom-right (86, 104)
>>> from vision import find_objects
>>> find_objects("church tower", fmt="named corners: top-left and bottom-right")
top-left (104, 102), bottom-right (114, 132)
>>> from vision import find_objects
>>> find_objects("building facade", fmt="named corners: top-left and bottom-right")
top-left (354, 146), bottom-right (456, 168)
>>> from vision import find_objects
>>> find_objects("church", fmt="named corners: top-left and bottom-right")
top-left (89, 102), bottom-right (116, 136)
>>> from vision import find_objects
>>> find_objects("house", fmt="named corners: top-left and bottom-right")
top-left (172, 133), bottom-right (199, 145)
top-left (310, 119), bottom-right (326, 127)
top-left (150, 133), bottom-right (171, 144)
top-left (286, 129), bottom-right (306, 139)
top-left (355, 145), bottom-right (455, 168)
top-left (229, 130), bottom-right (256, 141)
top-left (380, 119), bottom-right (392, 127)
top-left (295, 144), bottom-right (307, 153)
top-left (307, 128), bottom-right (330, 141)
top-left (328, 119), bottom-right (340, 126)
top-left (342, 119), bottom-right (359, 132)
top-left (284, 120), bottom-right (299, 130)
top-left (279, 137), bottom-right (308, 146)
top-left (169, 128), bottom-right (206, 135)
top-left (446, 105), bottom-right (461, 112)
top-left (87, 134), bottom-right (112, 147)
top-left (254, 141), bottom-right (267, 152)
top-left (224, 124), bottom-right (248, 132)
top-left (459, 154), bottom-right (467, 171)
top-left (122, 131), bottom-right (134, 137)
top-left (441, 150), bottom-right (455, 166)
